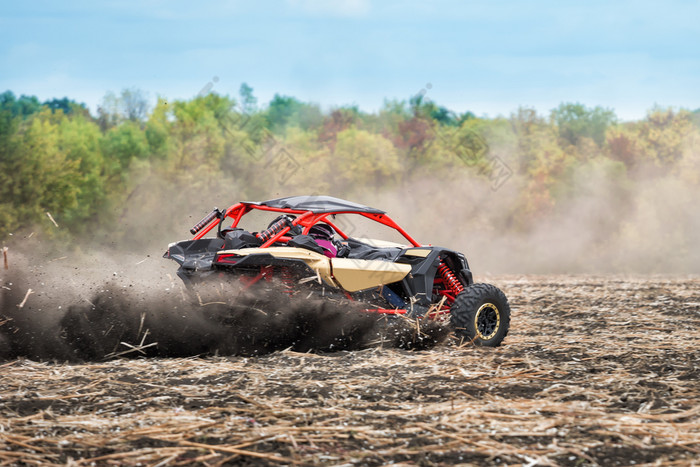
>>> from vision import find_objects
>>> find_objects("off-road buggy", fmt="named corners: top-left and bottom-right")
top-left (164, 195), bottom-right (510, 346)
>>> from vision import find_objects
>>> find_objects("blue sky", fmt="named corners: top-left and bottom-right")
top-left (2, 0), bottom-right (699, 120)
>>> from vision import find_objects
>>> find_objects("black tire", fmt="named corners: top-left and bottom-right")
top-left (450, 283), bottom-right (510, 347)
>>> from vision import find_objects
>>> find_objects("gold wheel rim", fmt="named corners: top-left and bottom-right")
top-left (474, 303), bottom-right (500, 340)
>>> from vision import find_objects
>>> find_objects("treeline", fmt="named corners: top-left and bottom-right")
top-left (1, 86), bottom-right (699, 245)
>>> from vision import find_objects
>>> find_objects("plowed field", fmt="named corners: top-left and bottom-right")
top-left (1, 276), bottom-right (699, 466)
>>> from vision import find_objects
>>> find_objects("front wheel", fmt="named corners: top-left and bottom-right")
top-left (450, 283), bottom-right (510, 347)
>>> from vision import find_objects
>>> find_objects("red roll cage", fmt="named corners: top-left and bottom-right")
top-left (183, 200), bottom-right (465, 317)
top-left (192, 202), bottom-right (421, 249)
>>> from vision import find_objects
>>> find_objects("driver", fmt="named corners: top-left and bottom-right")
top-left (308, 224), bottom-right (338, 258)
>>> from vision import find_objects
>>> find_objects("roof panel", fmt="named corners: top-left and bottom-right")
top-left (247, 195), bottom-right (385, 214)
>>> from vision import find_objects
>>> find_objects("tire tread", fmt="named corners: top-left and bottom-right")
top-left (450, 283), bottom-right (510, 346)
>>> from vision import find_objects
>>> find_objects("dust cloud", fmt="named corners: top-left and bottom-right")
top-left (124, 160), bottom-right (700, 275)
top-left (0, 250), bottom-right (448, 361)
top-left (354, 164), bottom-right (700, 275)
top-left (60, 138), bottom-right (700, 276)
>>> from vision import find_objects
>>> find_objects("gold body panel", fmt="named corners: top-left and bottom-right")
top-left (219, 247), bottom-right (337, 286)
top-left (329, 258), bottom-right (411, 292)
top-left (402, 248), bottom-right (432, 258)
top-left (218, 247), bottom-right (412, 292)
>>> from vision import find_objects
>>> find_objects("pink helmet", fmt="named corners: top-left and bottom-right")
top-left (309, 224), bottom-right (337, 258)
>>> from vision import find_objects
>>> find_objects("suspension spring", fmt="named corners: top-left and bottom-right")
top-left (257, 217), bottom-right (290, 242)
top-left (281, 267), bottom-right (294, 295)
top-left (437, 261), bottom-right (464, 296)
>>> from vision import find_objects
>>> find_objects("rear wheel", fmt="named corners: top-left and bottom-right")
top-left (450, 283), bottom-right (510, 347)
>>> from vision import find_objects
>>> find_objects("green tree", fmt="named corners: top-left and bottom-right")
top-left (239, 83), bottom-right (257, 114)
top-left (509, 107), bottom-right (570, 216)
top-left (0, 106), bottom-right (20, 232)
top-left (43, 97), bottom-right (89, 116)
top-left (637, 107), bottom-right (694, 166)
top-left (102, 121), bottom-right (150, 170)
top-left (144, 98), bottom-right (171, 159)
top-left (266, 94), bottom-right (322, 132)
top-left (168, 94), bottom-right (232, 174)
top-left (0, 109), bottom-right (82, 236)
top-left (0, 91), bottom-right (42, 118)
top-left (333, 128), bottom-right (400, 188)
top-left (430, 106), bottom-right (459, 126)
top-left (552, 102), bottom-right (616, 147)
top-left (57, 114), bottom-right (108, 227)
top-left (607, 107), bottom-right (696, 169)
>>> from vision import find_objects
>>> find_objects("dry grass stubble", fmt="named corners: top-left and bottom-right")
top-left (1, 275), bottom-right (699, 466)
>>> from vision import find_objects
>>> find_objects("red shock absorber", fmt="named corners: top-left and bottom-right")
top-left (437, 261), bottom-right (464, 296)
top-left (281, 267), bottom-right (294, 295)
top-left (257, 217), bottom-right (290, 243)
